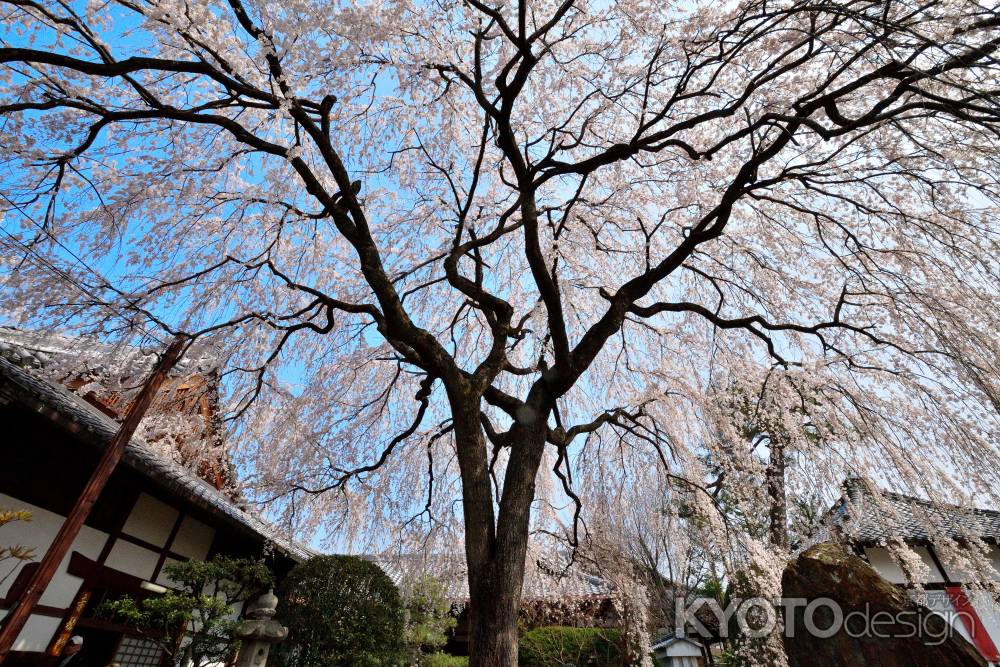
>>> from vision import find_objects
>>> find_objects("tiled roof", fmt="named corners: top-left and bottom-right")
top-left (828, 477), bottom-right (1000, 544)
top-left (0, 355), bottom-right (312, 561)
top-left (373, 552), bottom-right (613, 602)
top-left (0, 326), bottom-right (218, 375)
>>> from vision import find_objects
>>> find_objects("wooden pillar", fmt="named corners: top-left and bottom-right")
top-left (0, 337), bottom-right (186, 662)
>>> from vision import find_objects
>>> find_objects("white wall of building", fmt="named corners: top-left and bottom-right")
top-left (0, 493), bottom-right (108, 605)
top-left (171, 515), bottom-right (213, 561)
top-left (970, 590), bottom-right (1000, 652)
top-left (920, 589), bottom-right (975, 643)
top-left (10, 615), bottom-right (62, 653)
top-left (932, 543), bottom-right (1000, 583)
top-left (103, 540), bottom-right (159, 581)
top-left (662, 641), bottom-right (703, 657)
top-left (864, 547), bottom-right (908, 584)
top-left (0, 490), bottom-right (216, 654)
top-left (989, 546), bottom-right (1000, 569)
top-left (0, 493), bottom-right (109, 651)
top-left (865, 541), bottom-right (1000, 666)
top-left (654, 639), bottom-right (705, 667)
top-left (864, 546), bottom-right (946, 584)
top-left (121, 494), bottom-right (179, 546)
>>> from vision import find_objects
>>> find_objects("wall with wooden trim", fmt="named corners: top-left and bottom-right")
top-left (0, 490), bottom-right (215, 655)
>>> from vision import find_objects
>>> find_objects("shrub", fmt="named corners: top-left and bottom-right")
top-left (98, 556), bottom-right (273, 667)
top-left (404, 575), bottom-right (457, 661)
top-left (421, 653), bottom-right (468, 667)
top-left (518, 626), bottom-right (626, 667)
top-left (274, 555), bottom-right (404, 667)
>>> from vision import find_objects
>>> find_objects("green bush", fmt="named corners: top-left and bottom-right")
top-left (274, 555), bottom-right (404, 667)
top-left (404, 575), bottom-right (457, 661)
top-left (518, 626), bottom-right (626, 667)
top-left (421, 653), bottom-right (468, 667)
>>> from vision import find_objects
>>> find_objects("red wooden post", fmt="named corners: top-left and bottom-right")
top-left (0, 337), bottom-right (187, 663)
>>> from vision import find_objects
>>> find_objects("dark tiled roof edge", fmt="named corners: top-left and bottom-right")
top-left (824, 477), bottom-right (1000, 544)
top-left (0, 356), bottom-right (312, 562)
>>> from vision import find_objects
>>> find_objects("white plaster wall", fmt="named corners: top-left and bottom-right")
top-left (0, 490), bottom-right (222, 657)
top-left (674, 658), bottom-right (701, 667)
top-left (0, 493), bottom-right (107, 607)
top-left (655, 655), bottom-right (701, 667)
top-left (919, 589), bottom-right (974, 644)
top-left (103, 540), bottom-right (159, 580)
top-left (122, 494), bottom-right (179, 547)
top-left (865, 547), bottom-right (908, 584)
top-left (988, 545), bottom-right (1000, 579)
top-left (914, 547), bottom-right (947, 583)
top-left (864, 546), bottom-right (945, 584)
top-left (171, 515), bottom-right (214, 560)
top-left (970, 590), bottom-right (1000, 653)
top-left (155, 557), bottom-right (184, 587)
top-left (664, 641), bottom-right (703, 657)
top-left (936, 544), bottom-right (1000, 583)
top-left (40, 530), bottom-right (106, 608)
top-left (11, 614), bottom-right (62, 652)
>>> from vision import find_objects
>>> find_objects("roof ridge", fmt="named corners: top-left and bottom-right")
top-left (0, 326), bottom-right (220, 374)
top-left (827, 476), bottom-right (1000, 543)
top-left (852, 479), bottom-right (1000, 519)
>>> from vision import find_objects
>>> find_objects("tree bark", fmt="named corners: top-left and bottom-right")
top-left (466, 564), bottom-right (523, 667)
top-left (450, 385), bottom-right (549, 667)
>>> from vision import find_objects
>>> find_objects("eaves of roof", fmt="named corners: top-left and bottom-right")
top-left (0, 356), bottom-right (313, 562)
top-left (824, 477), bottom-right (1000, 545)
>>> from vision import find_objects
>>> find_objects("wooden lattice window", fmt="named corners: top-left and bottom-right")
top-left (113, 636), bottom-right (164, 667)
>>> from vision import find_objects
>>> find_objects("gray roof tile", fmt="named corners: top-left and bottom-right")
top-left (829, 477), bottom-right (1000, 544)
top-left (372, 552), bottom-right (613, 602)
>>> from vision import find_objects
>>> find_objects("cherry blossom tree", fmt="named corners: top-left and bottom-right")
top-left (1, 0), bottom-right (999, 663)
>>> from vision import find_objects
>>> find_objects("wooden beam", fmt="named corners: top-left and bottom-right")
top-left (0, 338), bottom-right (186, 662)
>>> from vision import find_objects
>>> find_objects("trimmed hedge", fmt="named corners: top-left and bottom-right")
top-left (518, 626), bottom-right (626, 667)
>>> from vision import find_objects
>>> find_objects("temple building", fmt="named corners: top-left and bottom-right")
top-left (0, 329), bottom-right (307, 667)
top-left (822, 477), bottom-right (1000, 665)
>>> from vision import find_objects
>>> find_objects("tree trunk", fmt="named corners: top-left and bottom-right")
top-left (449, 385), bottom-right (549, 667)
top-left (466, 565), bottom-right (522, 667)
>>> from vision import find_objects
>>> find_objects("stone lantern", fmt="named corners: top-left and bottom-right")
top-left (234, 590), bottom-right (288, 667)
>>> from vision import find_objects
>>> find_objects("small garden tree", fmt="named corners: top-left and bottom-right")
top-left (99, 556), bottom-right (273, 667)
top-left (275, 555), bottom-right (404, 667)
top-left (403, 576), bottom-right (457, 665)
